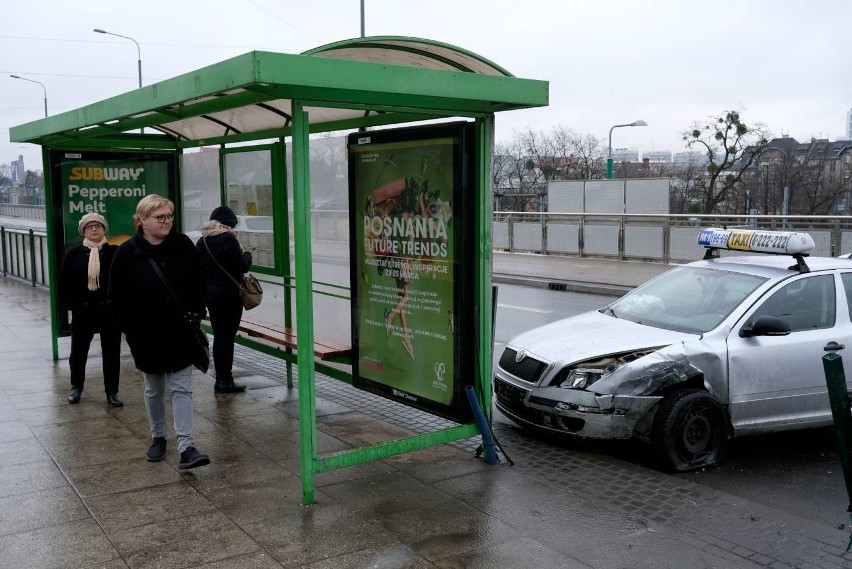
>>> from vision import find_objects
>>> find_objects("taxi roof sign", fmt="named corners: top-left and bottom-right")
top-left (698, 228), bottom-right (815, 256)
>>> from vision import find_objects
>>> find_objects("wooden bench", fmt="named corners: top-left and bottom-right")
top-left (203, 315), bottom-right (351, 361)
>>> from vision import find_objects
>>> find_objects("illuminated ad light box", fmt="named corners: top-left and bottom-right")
top-left (49, 149), bottom-right (176, 333)
top-left (348, 123), bottom-right (474, 423)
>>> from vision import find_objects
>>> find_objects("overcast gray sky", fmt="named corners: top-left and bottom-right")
top-left (3, 0), bottom-right (851, 172)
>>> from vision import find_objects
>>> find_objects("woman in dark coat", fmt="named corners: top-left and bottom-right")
top-left (107, 194), bottom-right (210, 470)
top-left (196, 206), bottom-right (252, 393)
top-left (58, 212), bottom-right (122, 406)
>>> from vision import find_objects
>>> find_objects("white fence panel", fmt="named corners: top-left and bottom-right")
top-left (584, 181), bottom-right (625, 214)
top-left (625, 226), bottom-right (663, 259)
top-left (842, 231), bottom-right (852, 255)
top-left (625, 179), bottom-right (670, 214)
top-left (493, 222), bottom-right (509, 249)
top-left (547, 223), bottom-right (579, 254)
top-left (514, 222), bottom-right (542, 252)
top-left (670, 227), bottom-right (704, 262)
top-left (548, 181), bottom-right (584, 212)
top-left (583, 224), bottom-right (619, 256)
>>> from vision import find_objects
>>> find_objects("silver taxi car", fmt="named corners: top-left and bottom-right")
top-left (494, 228), bottom-right (852, 471)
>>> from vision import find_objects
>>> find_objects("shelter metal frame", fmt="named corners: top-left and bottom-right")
top-left (11, 38), bottom-right (548, 503)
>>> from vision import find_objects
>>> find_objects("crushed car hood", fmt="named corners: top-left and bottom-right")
top-left (507, 310), bottom-right (696, 365)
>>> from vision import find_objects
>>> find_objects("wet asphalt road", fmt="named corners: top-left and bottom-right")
top-left (491, 283), bottom-right (851, 531)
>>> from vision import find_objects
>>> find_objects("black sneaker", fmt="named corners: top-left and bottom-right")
top-left (179, 447), bottom-right (210, 469)
top-left (146, 437), bottom-right (167, 462)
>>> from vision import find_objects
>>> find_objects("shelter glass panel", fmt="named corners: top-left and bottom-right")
top-left (180, 149), bottom-right (221, 235)
top-left (224, 150), bottom-right (275, 269)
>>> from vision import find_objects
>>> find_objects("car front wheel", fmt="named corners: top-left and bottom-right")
top-left (651, 389), bottom-right (729, 472)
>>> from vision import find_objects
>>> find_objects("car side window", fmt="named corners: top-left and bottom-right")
top-left (841, 273), bottom-right (852, 320)
top-left (749, 274), bottom-right (836, 332)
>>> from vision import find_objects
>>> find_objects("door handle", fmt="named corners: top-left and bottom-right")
top-left (824, 341), bottom-right (845, 351)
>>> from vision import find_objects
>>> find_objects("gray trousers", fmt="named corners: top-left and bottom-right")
top-left (143, 366), bottom-right (195, 453)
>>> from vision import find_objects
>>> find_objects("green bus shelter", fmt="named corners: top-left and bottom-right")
top-left (10, 36), bottom-right (548, 503)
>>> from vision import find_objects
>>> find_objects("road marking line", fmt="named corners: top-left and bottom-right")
top-left (497, 303), bottom-right (552, 314)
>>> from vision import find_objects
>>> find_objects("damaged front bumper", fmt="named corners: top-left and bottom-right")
top-left (494, 377), bottom-right (661, 439)
top-left (494, 347), bottom-right (712, 440)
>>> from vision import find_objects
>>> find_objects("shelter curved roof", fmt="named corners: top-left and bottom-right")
top-left (302, 36), bottom-right (514, 77)
top-left (10, 37), bottom-right (546, 149)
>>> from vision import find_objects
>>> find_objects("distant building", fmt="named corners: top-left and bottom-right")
top-left (846, 108), bottom-right (852, 140)
top-left (642, 150), bottom-right (672, 163)
top-left (611, 147), bottom-right (638, 162)
top-left (739, 136), bottom-right (852, 215)
top-left (672, 151), bottom-right (707, 172)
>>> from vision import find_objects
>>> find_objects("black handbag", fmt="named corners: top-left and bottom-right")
top-left (147, 258), bottom-right (210, 373)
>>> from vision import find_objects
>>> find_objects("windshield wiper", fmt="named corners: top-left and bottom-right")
top-left (603, 306), bottom-right (618, 318)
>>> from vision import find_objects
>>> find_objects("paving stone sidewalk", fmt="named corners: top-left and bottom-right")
top-left (0, 275), bottom-right (851, 568)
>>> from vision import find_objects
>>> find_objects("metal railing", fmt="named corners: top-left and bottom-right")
top-left (5, 207), bottom-right (852, 291)
top-left (0, 224), bottom-right (49, 287)
top-left (0, 203), bottom-right (46, 221)
top-left (493, 212), bottom-right (852, 263)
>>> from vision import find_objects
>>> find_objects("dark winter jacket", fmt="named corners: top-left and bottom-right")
top-left (58, 243), bottom-right (118, 312)
top-left (196, 232), bottom-right (252, 300)
top-left (107, 229), bottom-right (206, 374)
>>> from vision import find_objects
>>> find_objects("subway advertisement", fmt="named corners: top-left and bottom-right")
top-left (348, 123), bottom-right (474, 423)
top-left (49, 149), bottom-right (176, 333)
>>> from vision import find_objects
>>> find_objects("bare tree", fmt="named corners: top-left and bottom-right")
top-left (492, 139), bottom-right (543, 212)
top-left (682, 110), bottom-right (769, 213)
top-left (517, 127), bottom-right (557, 184)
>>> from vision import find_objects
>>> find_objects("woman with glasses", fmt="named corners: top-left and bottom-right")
top-left (108, 194), bottom-right (210, 469)
top-left (58, 212), bottom-right (123, 406)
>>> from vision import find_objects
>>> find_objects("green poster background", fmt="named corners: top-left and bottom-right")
top-left (352, 137), bottom-right (458, 405)
top-left (49, 150), bottom-right (175, 335)
top-left (58, 159), bottom-right (169, 247)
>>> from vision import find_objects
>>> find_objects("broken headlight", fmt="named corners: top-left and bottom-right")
top-left (552, 349), bottom-right (660, 390)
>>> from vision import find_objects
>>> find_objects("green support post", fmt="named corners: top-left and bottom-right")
top-left (474, 116), bottom-right (494, 421)
top-left (292, 101), bottom-right (319, 505)
top-left (822, 353), bottom-right (852, 516)
top-left (42, 146), bottom-right (60, 361)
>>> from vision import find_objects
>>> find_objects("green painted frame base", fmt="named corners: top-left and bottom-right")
top-left (222, 327), bottom-right (485, 504)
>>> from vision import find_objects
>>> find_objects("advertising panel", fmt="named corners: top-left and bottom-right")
top-left (348, 123), bottom-right (474, 422)
top-left (49, 149), bottom-right (176, 333)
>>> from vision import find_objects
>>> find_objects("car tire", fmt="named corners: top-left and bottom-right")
top-left (650, 389), bottom-right (729, 472)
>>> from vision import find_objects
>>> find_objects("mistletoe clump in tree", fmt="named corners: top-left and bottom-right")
top-left (683, 110), bottom-right (769, 214)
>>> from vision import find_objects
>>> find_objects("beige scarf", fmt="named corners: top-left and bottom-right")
top-left (200, 220), bottom-right (232, 238)
top-left (82, 237), bottom-right (105, 291)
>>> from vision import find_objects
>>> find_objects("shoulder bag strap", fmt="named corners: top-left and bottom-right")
top-left (202, 236), bottom-right (244, 289)
top-left (147, 258), bottom-right (191, 315)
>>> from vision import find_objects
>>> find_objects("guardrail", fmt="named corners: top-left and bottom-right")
top-left (493, 212), bottom-right (852, 263)
top-left (0, 224), bottom-right (49, 287)
top-left (4, 208), bottom-right (852, 291)
top-left (0, 203), bottom-right (46, 221)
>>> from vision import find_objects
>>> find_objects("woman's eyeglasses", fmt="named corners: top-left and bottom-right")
top-left (83, 223), bottom-right (104, 231)
top-left (152, 214), bottom-right (175, 223)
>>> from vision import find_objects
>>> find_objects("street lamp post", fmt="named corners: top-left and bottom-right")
top-left (94, 28), bottom-right (143, 133)
top-left (10, 74), bottom-right (47, 117)
top-left (607, 120), bottom-right (648, 179)
top-left (93, 28), bottom-right (142, 89)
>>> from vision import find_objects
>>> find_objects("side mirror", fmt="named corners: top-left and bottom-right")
top-left (739, 315), bottom-right (792, 338)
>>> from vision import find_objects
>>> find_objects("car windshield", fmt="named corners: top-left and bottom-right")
top-left (603, 266), bottom-right (768, 334)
